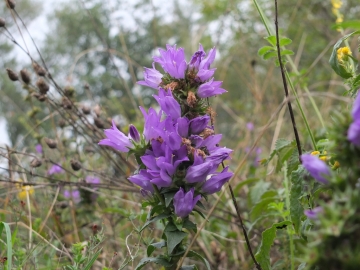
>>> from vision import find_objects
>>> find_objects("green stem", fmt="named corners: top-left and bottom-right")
top-left (153, 184), bottom-right (165, 205)
top-left (252, 0), bottom-right (321, 150)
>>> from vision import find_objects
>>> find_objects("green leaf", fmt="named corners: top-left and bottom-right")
top-left (234, 178), bottom-right (259, 194)
top-left (165, 230), bottom-right (187, 255)
top-left (279, 37), bottom-right (292, 46)
top-left (135, 257), bottom-right (172, 270)
top-left (264, 35), bottom-right (277, 46)
top-left (255, 221), bottom-right (292, 270)
top-left (258, 46), bottom-right (275, 56)
top-left (263, 51), bottom-right (278, 60)
top-left (249, 180), bottom-right (271, 205)
top-left (263, 139), bottom-right (294, 166)
top-left (333, 20), bottom-right (360, 30)
top-left (329, 31), bottom-right (360, 79)
top-left (83, 248), bottom-right (102, 270)
top-left (147, 241), bottom-right (166, 257)
top-left (139, 213), bottom-right (171, 232)
top-left (187, 250), bottom-right (211, 270)
top-left (0, 222), bottom-right (12, 270)
top-left (280, 49), bottom-right (294, 56)
top-left (290, 166), bottom-right (306, 234)
top-left (183, 219), bottom-right (197, 232)
top-left (250, 197), bottom-right (278, 221)
top-left (164, 192), bottom-right (177, 207)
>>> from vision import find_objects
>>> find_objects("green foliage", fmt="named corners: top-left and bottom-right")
top-left (290, 166), bottom-right (306, 234)
top-left (255, 221), bottom-right (292, 270)
top-left (0, 222), bottom-right (12, 269)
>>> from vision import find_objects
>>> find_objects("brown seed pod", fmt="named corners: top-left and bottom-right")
top-left (58, 119), bottom-right (66, 128)
top-left (0, 18), bottom-right (5, 27)
top-left (6, 68), bottom-right (18, 81)
top-left (20, 69), bottom-right (31, 84)
top-left (62, 97), bottom-right (72, 110)
top-left (30, 158), bottom-right (42, 168)
top-left (6, 0), bottom-right (15, 9)
top-left (36, 78), bottom-right (49, 94)
top-left (94, 117), bottom-right (104, 129)
top-left (44, 138), bottom-right (57, 149)
top-left (82, 106), bottom-right (91, 115)
top-left (70, 159), bottom-right (82, 171)
top-left (32, 62), bottom-right (46, 76)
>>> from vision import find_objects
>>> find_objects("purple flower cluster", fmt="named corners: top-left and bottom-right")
top-left (348, 92), bottom-right (360, 146)
top-left (100, 44), bottom-right (233, 218)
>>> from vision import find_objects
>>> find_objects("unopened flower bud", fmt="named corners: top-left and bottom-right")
top-left (32, 62), bottom-right (46, 76)
top-left (64, 86), bottom-right (75, 97)
top-left (6, 0), bottom-right (16, 9)
top-left (44, 138), bottom-right (57, 149)
top-left (82, 106), bottom-right (91, 115)
top-left (0, 18), bottom-right (5, 27)
top-left (30, 158), bottom-right (42, 168)
top-left (58, 119), bottom-right (66, 128)
top-left (62, 97), bottom-right (72, 109)
top-left (36, 78), bottom-right (49, 94)
top-left (70, 159), bottom-right (82, 171)
top-left (94, 117), bottom-right (104, 129)
top-left (20, 69), bottom-right (31, 84)
top-left (129, 125), bottom-right (140, 142)
top-left (6, 68), bottom-right (18, 81)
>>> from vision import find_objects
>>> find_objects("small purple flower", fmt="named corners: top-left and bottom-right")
top-left (301, 154), bottom-right (331, 184)
top-left (153, 88), bottom-right (181, 120)
top-left (246, 122), bottom-right (254, 131)
top-left (304, 206), bottom-right (323, 220)
top-left (201, 166), bottom-right (233, 194)
top-left (173, 188), bottom-right (201, 218)
top-left (197, 78), bottom-right (227, 98)
top-left (85, 176), bottom-right (100, 184)
top-left (189, 115), bottom-right (210, 134)
top-left (64, 190), bottom-right (81, 204)
top-left (347, 92), bottom-right (360, 146)
top-left (186, 151), bottom-right (215, 183)
top-left (153, 44), bottom-right (187, 79)
top-left (128, 170), bottom-right (154, 193)
top-left (129, 125), bottom-right (141, 142)
top-left (99, 120), bottom-right (133, 152)
top-left (138, 63), bottom-right (163, 89)
top-left (35, 144), bottom-right (42, 154)
top-left (48, 164), bottom-right (64, 175)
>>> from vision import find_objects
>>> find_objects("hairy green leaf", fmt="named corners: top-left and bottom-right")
top-left (255, 221), bottom-right (292, 270)
top-left (258, 46), bottom-right (275, 56)
top-left (140, 213), bottom-right (171, 232)
top-left (264, 35), bottom-right (277, 46)
top-left (165, 230), bottom-right (187, 255)
top-left (279, 37), bottom-right (292, 46)
top-left (187, 250), bottom-right (211, 270)
top-left (135, 257), bottom-right (172, 270)
top-left (147, 241), bottom-right (166, 257)
top-left (290, 166), bottom-right (306, 234)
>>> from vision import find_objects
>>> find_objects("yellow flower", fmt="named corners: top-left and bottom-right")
top-left (16, 179), bottom-right (34, 200)
top-left (337, 47), bottom-right (352, 61)
top-left (311, 151), bottom-right (320, 156)
top-left (336, 16), bottom-right (343, 23)
top-left (332, 161), bottom-right (340, 169)
top-left (319, 156), bottom-right (327, 161)
top-left (331, 0), bottom-right (342, 9)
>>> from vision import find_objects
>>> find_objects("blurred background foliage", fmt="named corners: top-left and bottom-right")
top-left (0, 0), bottom-right (359, 269)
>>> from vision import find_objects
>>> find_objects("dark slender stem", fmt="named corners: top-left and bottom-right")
top-left (274, 0), bottom-right (302, 161)
top-left (206, 98), bottom-right (262, 269)
top-left (229, 184), bottom-right (262, 269)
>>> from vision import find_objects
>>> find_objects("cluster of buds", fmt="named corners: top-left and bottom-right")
top-left (99, 44), bottom-right (233, 218)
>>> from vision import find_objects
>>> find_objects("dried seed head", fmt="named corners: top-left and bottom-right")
top-left (30, 158), bottom-right (42, 168)
top-left (44, 138), bottom-right (57, 149)
top-left (70, 159), bottom-right (82, 171)
top-left (62, 97), bottom-right (72, 110)
top-left (36, 78), bottom-right (49, 94)
top-left (82, 106), bottom-right (91, 115)
top-left (6, 0), bottom-right (16, 9)
top-left (0, 18), bottom-right (5, 27)
top-left (83, 83), bottom-right (90, 90)
top-left (6, 68), bottom-right (18, 81)
top-left (32, 62), bottom-right (46, 76)
top-left (58, 119), bottom-right (66, 128)
top-left (64, 86), bottom-right (75, 97)
top-left (20, 69), bottom-right (31, 84)
top-left (93, 104), bottom-right (101, 117)
top-left (186, 91), bottom-right (197, 107)
top-left (94, 117), bottom-right (104, 129)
